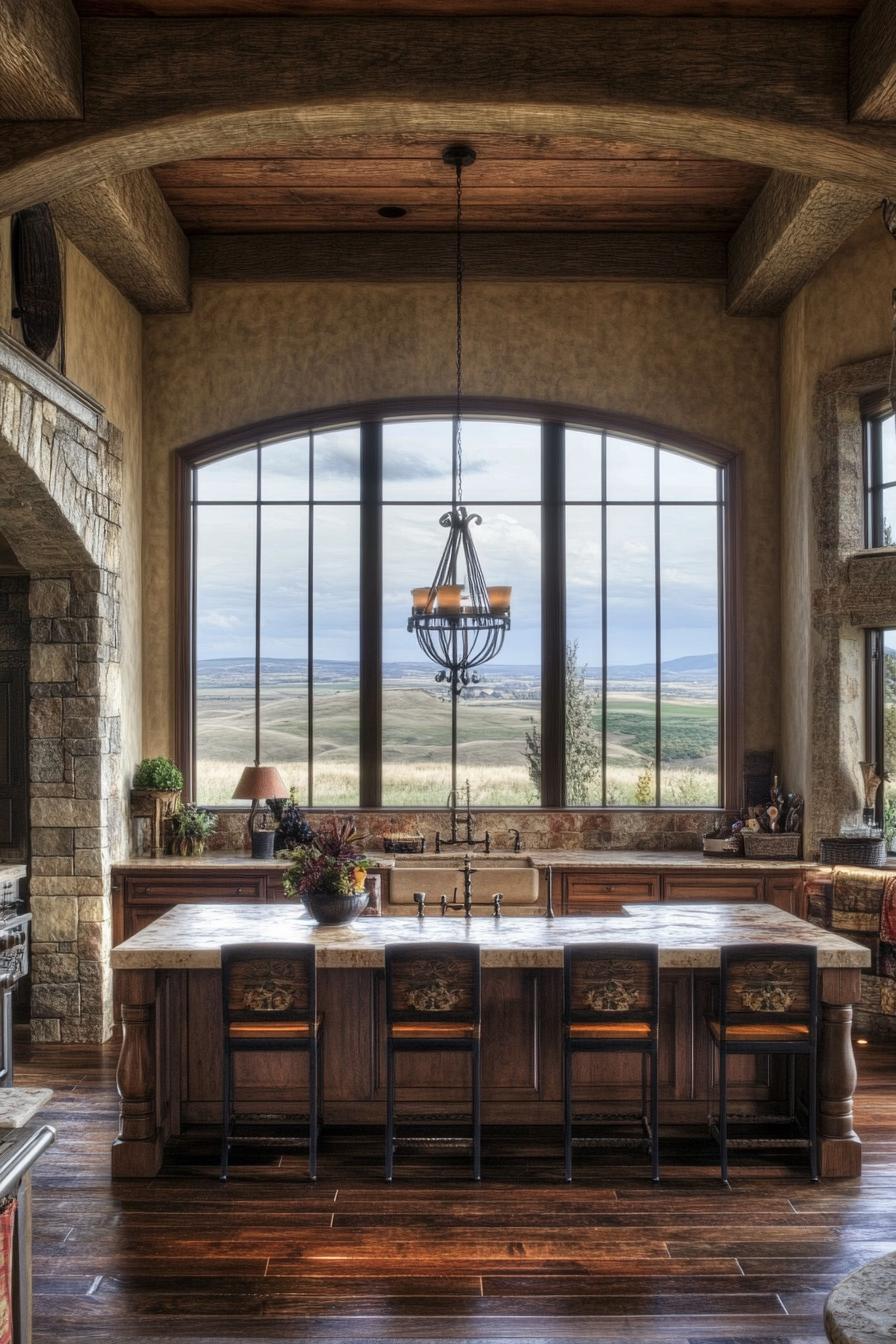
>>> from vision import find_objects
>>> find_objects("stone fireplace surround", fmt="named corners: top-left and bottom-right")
top-left (0, 332), bottom-right (125, 1043)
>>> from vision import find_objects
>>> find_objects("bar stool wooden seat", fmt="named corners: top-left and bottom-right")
top-left (384, 942), bottom-right (481, 1182)
top-left (707, 943), bottom-right (818, 1184)
top-left (563, 943), bottom-right (660, 1183)
top-left (220, 942), bottom-right (322, 1182)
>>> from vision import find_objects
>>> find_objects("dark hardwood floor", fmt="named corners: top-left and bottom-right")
top-left (16, 1035), bottom-right (896, 1344)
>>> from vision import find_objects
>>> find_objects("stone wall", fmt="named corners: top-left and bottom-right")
top-left (0, 575), bottom-right (29, 861)
top-left (0, 337), bottom-right (125, 1043)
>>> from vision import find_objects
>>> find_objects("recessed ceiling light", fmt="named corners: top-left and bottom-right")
top-left (378, 205), bottom-right (407, 219)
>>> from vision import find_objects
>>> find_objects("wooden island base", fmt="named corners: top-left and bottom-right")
top-left (110, 906), bottom-right (866, 1181)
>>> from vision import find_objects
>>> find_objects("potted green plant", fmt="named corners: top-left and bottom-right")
top-left (283, 816), bottom-right (370, 925)
top-left (131, 757), bottom-right (184, 856)
top-left (169, 804), bottom-right (217, 857)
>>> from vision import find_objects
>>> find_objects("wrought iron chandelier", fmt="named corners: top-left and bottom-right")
top-left (408, 145), bottom-right (511, 695)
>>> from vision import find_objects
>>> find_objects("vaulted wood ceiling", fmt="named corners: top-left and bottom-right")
top-left (152, 137), bottom-right (770, 235)
top-left (5, 0), bottom-right (891, 313)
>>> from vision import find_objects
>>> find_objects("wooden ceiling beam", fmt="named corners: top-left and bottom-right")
top-left (53, 170), bottom-right (190, 313)
top-left (726, 172), bottom-right (877, 315)
top-left (850, 0), bottom-right (896, 122)
top-left (3, 17), bottom-right (896, 213)
top-left (190, 230), bottom-right (728, 283)
top-left (0, 0), bottom-right (82, 119)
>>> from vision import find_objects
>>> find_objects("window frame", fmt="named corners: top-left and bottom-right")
top-left (863, 396), bottom-right (896, 549)
top-left (867, 627), bottom-right (895, 852)
top-left (176, 396), bottom-right (741, 811)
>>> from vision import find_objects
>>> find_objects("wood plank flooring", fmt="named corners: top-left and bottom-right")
top-left (16, 1036), bottom-right (896, 1344)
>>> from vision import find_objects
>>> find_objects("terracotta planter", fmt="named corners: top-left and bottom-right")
top-left (301, 890), bottom-right (370, 925)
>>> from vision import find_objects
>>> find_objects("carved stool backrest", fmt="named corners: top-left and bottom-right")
top-left (221, 943), bottom-right (316, 1030)
top-left (564, 943), bottom-right (659, 1027)
top-left (720, 943), bottom-right (817, 1035)
top-left (385, 943), bottom-right (481, 1026)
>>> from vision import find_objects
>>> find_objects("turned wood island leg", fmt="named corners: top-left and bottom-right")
top-left (818, 969), bottom-right (862, 1179)
top-left (112, 970), bottom-right (163, 1178)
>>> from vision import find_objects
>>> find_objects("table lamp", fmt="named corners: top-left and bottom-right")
top-left (232, 765), bottom-right (287, 856)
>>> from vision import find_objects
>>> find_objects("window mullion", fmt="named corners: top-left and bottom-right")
top-left (541, 421), bottom-right (565, 806)
top-left (359, 421), bottom-right (383, 807)
top-left (654, 444), bottom-right (661, 808)
top-left (254, 445), bottom-right (261, 769)
top-left (600, 434), bottom-right (608, 808)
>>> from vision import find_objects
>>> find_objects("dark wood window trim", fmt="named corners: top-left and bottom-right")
top-left (863, 401), bottom-right (896, 550)
top-left (176, 395), bottom-right (742, 811)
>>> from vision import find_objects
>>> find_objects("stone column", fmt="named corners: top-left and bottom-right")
top-left (29, 569), bottom-right (122, 1043)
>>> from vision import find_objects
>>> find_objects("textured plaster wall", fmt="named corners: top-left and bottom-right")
top-left (62, 241), bottom-right (143, 788)
top-left (143, 278), bottom-right (780, 776)
top-left (780, 215), bottom-right (896, 846)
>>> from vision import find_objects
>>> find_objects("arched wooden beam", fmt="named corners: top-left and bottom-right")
top-left (4, 16), bottom-right (896, 213)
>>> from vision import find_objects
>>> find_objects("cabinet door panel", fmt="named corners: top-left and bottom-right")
top-left (766, 877), bottom-right (806, 919)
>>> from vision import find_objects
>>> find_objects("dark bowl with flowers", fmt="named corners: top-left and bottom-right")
top-left (282, 816), bottom-right (370, 925)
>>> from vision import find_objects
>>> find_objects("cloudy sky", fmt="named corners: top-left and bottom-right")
top-left (194, 420), bottom-right (720, 672)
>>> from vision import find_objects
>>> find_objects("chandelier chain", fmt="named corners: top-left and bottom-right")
top-left (455, 155), bottom-right (463, 504)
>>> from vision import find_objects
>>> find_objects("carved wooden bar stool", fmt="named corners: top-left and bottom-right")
top-left (563, 943), bottom-right (660, 1183)
top-left (707, 943), bottom-right (818, 1184)
top-left (220, 942), bottom-right (322, 1181)
top-left (384, 942), bottom-right (481, 1182)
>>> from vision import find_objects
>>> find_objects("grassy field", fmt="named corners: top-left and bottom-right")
top-left (195, 668), bottom-right (719, 807)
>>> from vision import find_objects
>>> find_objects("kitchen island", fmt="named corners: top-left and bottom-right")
top-left (110, 903), bottom-right (869, 1179)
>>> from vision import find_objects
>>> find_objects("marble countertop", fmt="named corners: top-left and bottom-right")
top-left (0, 1088), bottom-right (53, 1128)
top-left (0, 864), bottom-right (26, 883)
top-left (110, 902), bottom-right (869, 971)
top-left (112, 850), bottom-right (814, 873)
top-left (825, 1251), bottom-right (896, 1343)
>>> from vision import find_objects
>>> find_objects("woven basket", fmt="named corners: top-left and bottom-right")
top-left (742, 831), bottom-right (802, 860)
top-left (702, 837), bottom-right (743, 857)
top-left (819, 835), bottom-right (887, 868)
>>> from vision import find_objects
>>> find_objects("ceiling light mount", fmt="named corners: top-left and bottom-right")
top-left (442, 144), bottom-right (477, 170)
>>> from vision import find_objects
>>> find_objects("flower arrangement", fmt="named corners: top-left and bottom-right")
top-left (169, 804), bottom-right (217, 857)
top-left (282, 815), bottom-right (369, 901)
top-left (266, 788), bottom-right (314, 853)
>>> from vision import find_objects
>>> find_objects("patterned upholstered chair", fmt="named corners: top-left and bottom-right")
top-left (707, 943), bottom-right (818, 1183)
top-left (563, 943), bottom-right (660, 1183)
top-left (220, 942), bottom-right (321, 1181)
top-left (384, 942), bottom-right (481, 1182)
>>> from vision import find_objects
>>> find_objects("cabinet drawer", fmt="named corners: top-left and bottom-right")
top-left (124, 877), bottom-right (264, 905)
top-left (663, 876), bottom-right (763, 903)
top-left (565, 872), bottom-right (660, 915)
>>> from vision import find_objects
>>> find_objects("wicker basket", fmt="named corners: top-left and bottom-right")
top-left (818, 835), bottom-right (887, 868)
top-left (742, 831), bottom-right (802, 860)
top-left (702, 837), bottom-right (743, 857)
top-left (382, 835), bottom-right (426, 854)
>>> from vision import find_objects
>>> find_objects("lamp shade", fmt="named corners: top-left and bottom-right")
top-left (232, 765), bottom-right (287, 802)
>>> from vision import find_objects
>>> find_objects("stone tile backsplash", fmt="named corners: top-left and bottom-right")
top-left (208, 807), bottom-right (724, 854)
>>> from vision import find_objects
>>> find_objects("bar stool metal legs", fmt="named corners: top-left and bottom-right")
top-left (563, 943), bottom-right (660, 1183)
top-left (708, 943), bottom-right (819, 1185)
top-left (219, 942), bottom-right (321, 1182)
top-left (384, 942), bottom-right (482, 1182)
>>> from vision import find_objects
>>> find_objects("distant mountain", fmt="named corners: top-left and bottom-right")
top-left (196, 653), bottom-right (717, 681)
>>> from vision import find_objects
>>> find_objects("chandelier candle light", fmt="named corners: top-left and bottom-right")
top-left (408, 145), bottom-right (511, 695)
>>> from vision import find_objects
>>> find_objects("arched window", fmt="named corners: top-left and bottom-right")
top-left (179, 401), bottom-right (736, 810)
